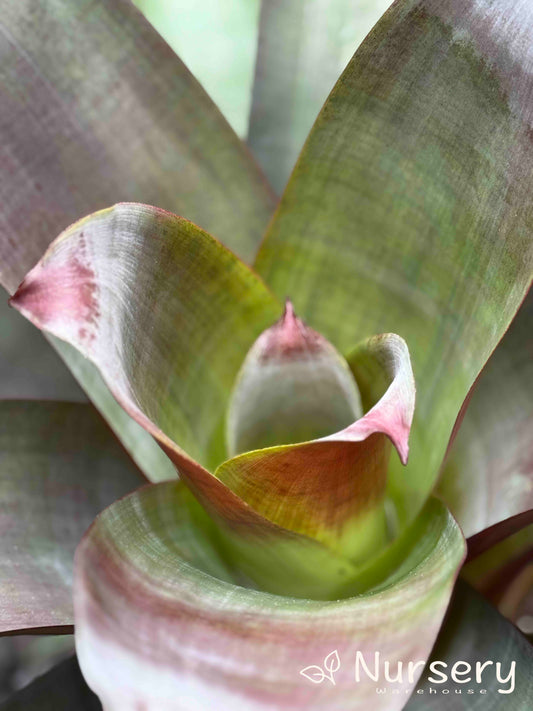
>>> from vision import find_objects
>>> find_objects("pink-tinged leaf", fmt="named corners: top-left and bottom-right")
top-left (0, 0), bottom-right (273, 292)
top-left (10, 203), bottom-right (280, 477)
top-left (218, 332), bottom-right (414, 562)
top-left (74, 485), bottom-right (465, 710)
top-left (438, 290), bottom-right (533, 538)
top-left (255, 0), bottom-right (533, 531)
top-left (496, 559), bottom-right (533, 637)
top-left (10, 203), bottom-right (379, 599)
top-left (0, 0), bottom-right (275, 484)
top-left (0, 401), bottom-right (142, 635)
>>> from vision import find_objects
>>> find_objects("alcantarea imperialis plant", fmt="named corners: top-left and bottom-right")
top-left (0, 0), bottom-right (533, 709)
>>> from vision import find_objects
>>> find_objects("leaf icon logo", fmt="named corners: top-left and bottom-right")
top-left (324, 650), bottom-right (340, 679)
top-left (300, 650), bottom-right (340, 685)
top-left (300, 665), bottom-right (327, 684)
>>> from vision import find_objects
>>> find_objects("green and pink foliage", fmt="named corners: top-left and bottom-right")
top-left (0, 0), bottom-right (532, 709)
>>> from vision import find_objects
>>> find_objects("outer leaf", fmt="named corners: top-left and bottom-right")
top-left (248, 0), bottom-right (392, 191)
top-left (0, 401), bottom-right (142, 634)
top-left (219, 332), bottom-right (415, 562)
top-left (0, 0), bottom-right (273, 289)
top-left (74, 483), bottom-right (465, 710)
top-left (0, 297), bottom-right (83, 400)
top-left (255, 0), bottom-right (533, 526)
top-left (464, 525), bottom-right (533, 584)
top-left (461, 525), bottom-right (533, 631)
top-left (1, 0), bottom-right (275, 481)
top-left (49, 339), bottom-right (176, 483)
top-left (438, 290), bottom-right (533, 538)
top-left (134, 0), bottom-right (260, 138)
top-left (10, 203), bottom-right (280, 473)
top-left (10, 203), bottom-right (373, 598)
top-left (0, 656), bottom-right (100, 710)
top-left (406, 581), bottom-right (533, 709)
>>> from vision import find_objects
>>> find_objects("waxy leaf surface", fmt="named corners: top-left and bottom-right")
top-left (0, 0), bottom-right (273, 288)
top-left (256, 0), bottom-right (533, 526)
top-left (0, 401), bottom-right (142, 634)
top-left (11, 203), bottom-right (379, 599)
top-left (1, 0), bottom-right (275, 482)
top-left (10, 203), bottom-right (279, 474)
top-left (74, 483), bottom-right (465, 711)
top-left (438, 289), bottom-right (533, 538)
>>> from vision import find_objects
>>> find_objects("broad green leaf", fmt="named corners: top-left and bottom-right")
top-left (0, 0), bottom-right (273, 290)
top-left (74, 483), bottom-right (464, 710)
top-left (406, 581), bottom-right (533, 709)
top-left (47, 338), bottom-right (176, 483)
top-left (0, 297), bottom-right (83, 400)
top-left (438, 290), bottom-right (533, 538)
top-left (10, 203), bottom-right (375, 598)
top-left (0, 401), bottom-right (143, 634)
top-left (0, 0), bottom-right (275, 480)
top-left (220, 331), bottom-right (414, 563)
top-left (0, 656), bottom-right (100, 711)
top-left (11, 203), bottom-right (280, 474)
top-left (134, 0), bottom-right (261, 138)
top-left (255, 0), bottom-right (533, 528)
top-left (248, 0), bottom-right (392, 191)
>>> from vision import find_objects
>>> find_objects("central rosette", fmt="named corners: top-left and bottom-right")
top-left (11, 204), bottom-right (416, 598)
top-left (218, 300), bottom-right (415, 566)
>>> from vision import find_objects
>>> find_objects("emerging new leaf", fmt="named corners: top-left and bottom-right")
top-left (227, 299), bottom-right (363, 455)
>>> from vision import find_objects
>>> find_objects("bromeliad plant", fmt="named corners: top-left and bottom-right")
top-left (1, 0), bottom-right (533, 709)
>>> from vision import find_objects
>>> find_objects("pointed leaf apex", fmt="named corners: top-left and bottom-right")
top-left (227, 307), bottom-right (363, 455)
top-left (341, 332), bottom-right (415, 469)
top-left (257, 298), bottom-right (323, 363)
top-left (283, 296), bottom-right (294, 316)
top-left (397, 438), bottom-right (410, 466)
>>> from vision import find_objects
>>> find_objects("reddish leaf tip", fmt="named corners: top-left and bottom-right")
top-left (397, 437), bottom-right (409, 466)
top-left (258, 298), bottom-right (322, 362)
top-left (282, 297), bottom-right (296, 320)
